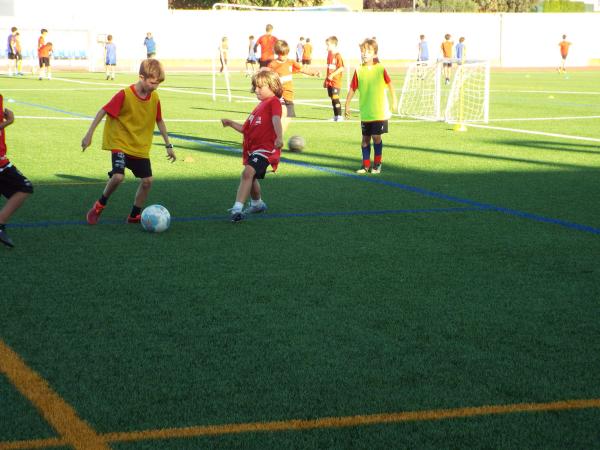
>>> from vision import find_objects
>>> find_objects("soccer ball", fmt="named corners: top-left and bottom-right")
top-left (288, 135), bottom-right (305, 153)
top-left (141, 204), bottom-right (171, 233)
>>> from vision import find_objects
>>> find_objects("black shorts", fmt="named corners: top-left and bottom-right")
top-left (327, 87), bottom-right (340, 98)
top-left (443, 62), bottom-right (452, 67)
top-left (361, 120), bottom-right (389, 137)
top-left (8, 52), bottom-right (16, 60)
top-left (302, 59), bottom-right (311, 65)
top-left (259, 59), bottom-right (272, 68)
top-left (15, 52), bottom-right (22, 60)
top-left (108, 151), bottom-right (152, 179)
top-left (0, 164), bottom-right (34, 198)
top-left (247, 153), bottom-right (270, 180)
top-left (147, 52), bottom-right (156, 58)
top-left (39, 57), bottom-right (50, 67)
top-left (283, 99), bottom-right (296, 118)
top-left (246, 58), bottom-right (257, 64)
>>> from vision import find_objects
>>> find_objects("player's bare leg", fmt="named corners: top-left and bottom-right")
top-left (0, 192), bottom-right (29, 224)
top-left (230, 165), bottom-right (256, 222)
top-left (133, 176), bottom-right (153, 209)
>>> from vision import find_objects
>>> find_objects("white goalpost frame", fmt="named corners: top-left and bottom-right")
top-left (398, 60), bottom-right (442, 122)
top-left (398, 59), bottom-right (489, 124)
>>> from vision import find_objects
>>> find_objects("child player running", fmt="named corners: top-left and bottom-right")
top-left (344, 38), bottom-right (396, 175)
top-left (82, 59), bottom-right (176, 225)
top-left (0, 94), bottom-right (33, 248)
top-left (324, 36), bottom-right (345, 122)
top-left (221, 70), bottom-right (283, 223)
top-left (268, 39), bottom-right (320, 134)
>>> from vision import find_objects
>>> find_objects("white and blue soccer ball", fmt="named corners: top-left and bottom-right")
top-left (141, 204), bottom-right (171, 233)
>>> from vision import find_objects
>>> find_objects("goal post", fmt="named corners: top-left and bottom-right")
top-left (445, 60), bottom-right (490, 125)
top-left (398, 59), bottom-right (490, 124)
top-left (398, 60), bottom-right (441, 121)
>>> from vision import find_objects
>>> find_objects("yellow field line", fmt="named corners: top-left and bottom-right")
top-left (0, 437), bottom-right (67, 449)
top-left (99, 398), bottom-right (600, 444)
top-left (0, 340), bottom-right (109, 450)
top-left (1, 394), bottom-right (599, 448)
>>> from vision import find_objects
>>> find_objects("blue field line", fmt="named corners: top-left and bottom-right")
top-left (10, 102), bottom-right (600, 235)
top-left (10, 207), bottom-right (481, 229)
top-left (9, 99), bottom-right (94, 119)
top-left (169, 134), bottom-right (600, 236)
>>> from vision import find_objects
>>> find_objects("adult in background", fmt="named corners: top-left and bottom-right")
top-left (254, 24), bottom-right (277, 68)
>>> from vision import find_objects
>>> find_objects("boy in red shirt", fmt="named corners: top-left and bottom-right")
top-left (268, 39), bottom-right (320, 133)
top-left (81, 59), bottom-right (176, 225)
top-left (254, 24), bottom-right (277, 68)
top-left (0, 95), bottom-right (34, 247)
top-left (221, 70), bottom-right (283, 223)
top-left (324, 36), bottom-right (345, 122)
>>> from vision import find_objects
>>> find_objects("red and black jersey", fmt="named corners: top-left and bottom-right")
top-left (242, 95), bottom-right (282, 169)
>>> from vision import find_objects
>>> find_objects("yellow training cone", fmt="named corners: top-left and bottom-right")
top-left (453, 123), bottom-right (468, 132)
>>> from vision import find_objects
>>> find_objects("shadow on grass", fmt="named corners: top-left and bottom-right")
top-left (490, 139), bottom-right (600, 156)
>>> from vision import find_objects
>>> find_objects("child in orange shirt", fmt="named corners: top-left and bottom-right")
top-left (324, 36), bottom-right (345, 122)
top-left (268, 40), bottom-right (320, 133)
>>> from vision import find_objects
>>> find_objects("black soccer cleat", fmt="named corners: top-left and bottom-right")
top-left (0, 228), bottom-right (15, 248)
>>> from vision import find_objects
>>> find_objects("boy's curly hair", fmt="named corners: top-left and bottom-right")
top-left (251, 70), bottom-right (283, 98)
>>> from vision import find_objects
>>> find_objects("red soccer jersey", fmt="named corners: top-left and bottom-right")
top-left (349, 65), bottom-right (392, 91)
top-left (256, 34), bottom-right (277, 62)
top-left (242, 95), bottom-right (282, 169)
top-left (325, 51), bottom-right (344, 89)
top-left (268, 59), bottom-right (302, 101)
top-left (0, 95), bottom-right (8, 167)
top-left (103, 85), bottom-right (162, 121)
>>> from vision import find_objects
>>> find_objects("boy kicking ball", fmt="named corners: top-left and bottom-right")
top-left (0, 95), bottom-right (33, 248)
top-left (82, 59), bottom-right (176, 225)
top-left (221, 70), bottom-right (283, 223)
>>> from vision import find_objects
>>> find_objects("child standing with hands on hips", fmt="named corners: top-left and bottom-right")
top-left (221, 70), bottom-right (283, 223)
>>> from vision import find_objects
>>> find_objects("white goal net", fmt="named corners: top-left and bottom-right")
top-left (398, 61), bottom-right (441, 121)
top-left (398, 60), bottom-right (490, 124)
top-left (445, 61), bottom-right (490, 124)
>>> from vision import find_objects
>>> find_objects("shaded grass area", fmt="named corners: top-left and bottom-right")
top-left (1, 70), bottom-right (599, 448)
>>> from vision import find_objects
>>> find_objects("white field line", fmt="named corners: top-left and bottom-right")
top-left (490, 89), bottom-right (600, 95)
top-left (468, 123), bottom-right (600, 143)
top-left (488, 115), bottom-right (600, 122)
top-left (13, 115), bottom-right (417, 124)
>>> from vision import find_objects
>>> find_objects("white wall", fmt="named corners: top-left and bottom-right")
top-left (1, 6), bottom-right (598, 68)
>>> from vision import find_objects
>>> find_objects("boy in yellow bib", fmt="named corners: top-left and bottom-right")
top-left (344, 39), bottom-right (396, 174)
top-left (81, 59), bottom-right (176, 224)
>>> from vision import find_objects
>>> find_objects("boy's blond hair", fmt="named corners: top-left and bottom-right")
top-left (274, 40), bottom-right (290, 57)
top-left (139, 58), bottom-right (165, 82)
top-left (360, 38), bottom-right (378, 55)
top-left (252, 70), bottom-right (283, 98)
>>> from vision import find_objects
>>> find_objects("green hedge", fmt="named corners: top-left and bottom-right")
top-left (542, 0), bottom-right (586, 12)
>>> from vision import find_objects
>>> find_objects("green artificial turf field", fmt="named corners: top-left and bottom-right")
top-left (1, 68), bottom-right (599, 449)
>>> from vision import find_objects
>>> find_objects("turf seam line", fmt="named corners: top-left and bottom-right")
top-left (0, 340), bottom-right (109, 450)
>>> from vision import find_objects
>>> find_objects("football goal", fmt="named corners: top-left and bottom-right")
top-left (398, 60), bottom-right (490, 125)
